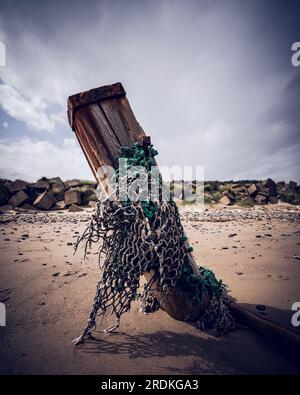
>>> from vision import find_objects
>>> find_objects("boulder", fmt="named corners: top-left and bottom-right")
top-left (230, 185), bottom-right (247, 195)
top-left (276, 181), bottom-right (285, 191)
top-left (82, 189), bottom-right (98, 205)
top-left (51, 180), bottom-right (66, 201)
top-left (5, 179), bottom-right (27, 194)
top-left (65, 179), bottom-right (80, 188)
top-left (257, 184), bottom-right (270, 197)
top-left (247, 183), bottom-right (258, 197)
top-left (268, 196), bottom-right (278, 204)
top-left (32, 180), bottom-right (49, 191)
top-left (68, 204), bottom-right (84, 212)
top-left (64, 189), bottom-right (82, 206)
top-left (254, 193), bottom-right (267, 205)
top-left (289, 181), bottom-right (297, 191)
top-left (262, 178), bottom-right (277, 197)
top-left (205, 181), bottom-right (219, 192)
top-left (0, 204), bottom-right (13, 213)
top-left (8, 190), bottom-right (30, 207)
top-left (27, 184), bottom-right (45, 202)
top-left (88, 181), bottom-right (97, 189)
top-left (33, 191), bottom-right (56, 210)
top-left (52, 200), bottom-right (67, 211)
top-left (88, 201), bottom-right (97, 208)
top-left (240, 196), bottom-right (254, 206)
top-left (222, 190), bottom-right (235, 201)
top-left (219, 195), bottom-right (232, 206)
top-left (0, 183), bottom-right (11, 205)
top-left (48, 176), bottom-right (64, 185)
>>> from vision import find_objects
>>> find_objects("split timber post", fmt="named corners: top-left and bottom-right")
top-left (67, 82), bottom-right (209, 322)
top-left (68, 82), bottom-right (300, 352)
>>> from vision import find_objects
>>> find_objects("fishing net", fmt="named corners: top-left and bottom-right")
top-left (72, 142), bottom-right (234, 345)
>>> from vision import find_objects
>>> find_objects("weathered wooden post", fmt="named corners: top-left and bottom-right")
top-left (67, 82), bottom-right (300, 353)
top-left (67, 82), bottom-right (209, 322)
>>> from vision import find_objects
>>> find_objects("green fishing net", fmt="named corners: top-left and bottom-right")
top-left (73, 142), bottom-right (234, 345)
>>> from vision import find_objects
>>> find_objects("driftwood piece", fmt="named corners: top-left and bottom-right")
top-left (68, 82), bottom-right (300, 352)
top-left (67, 82), bottom-right (207, 321)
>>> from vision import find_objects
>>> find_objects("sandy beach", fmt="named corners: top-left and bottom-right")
top-left (0, 204), bottom-right (300, 375)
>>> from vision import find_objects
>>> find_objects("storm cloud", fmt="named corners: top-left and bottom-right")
top-left (0, 0), bottom-right (299, 182)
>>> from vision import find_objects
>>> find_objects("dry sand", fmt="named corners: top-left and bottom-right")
top-left (0, 204), bottom-right (300, 375)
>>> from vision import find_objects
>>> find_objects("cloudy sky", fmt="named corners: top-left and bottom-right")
top-left (0, 0), bottom-right (299, 182)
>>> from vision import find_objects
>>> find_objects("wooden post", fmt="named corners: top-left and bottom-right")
top-left (67, 82), bottom-right (209, 322)
top-left (67, 83), bottom-right (300, 352)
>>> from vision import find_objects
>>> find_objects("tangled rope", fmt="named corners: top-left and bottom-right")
top-left (72, 142), bottom-right (234, 345)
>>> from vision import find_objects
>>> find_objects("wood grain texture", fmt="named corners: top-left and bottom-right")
top-left (68, 82), bottom-right (125, 130)
top-left (75, 129), bottom-right (98, 183)
top-left (100, 96), bottom-right (145, 147)
top-left (69, 82), bottom-right (207, 321)
top-left (76, 107), bottom-right (114, 167)
top-left (88, 103), bottom-right (121, 164)
top-left (75, 107), bottom-right (116, 190)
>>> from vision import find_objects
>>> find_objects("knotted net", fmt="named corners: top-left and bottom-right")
top-left (73, 143), bottom-right (234, 345)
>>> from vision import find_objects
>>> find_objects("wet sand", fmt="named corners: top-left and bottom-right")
top-left (0, 205), bottom-right (300, 374)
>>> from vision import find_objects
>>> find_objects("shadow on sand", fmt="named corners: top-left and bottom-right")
top-left (76, 302), bottom-right (300, 374)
